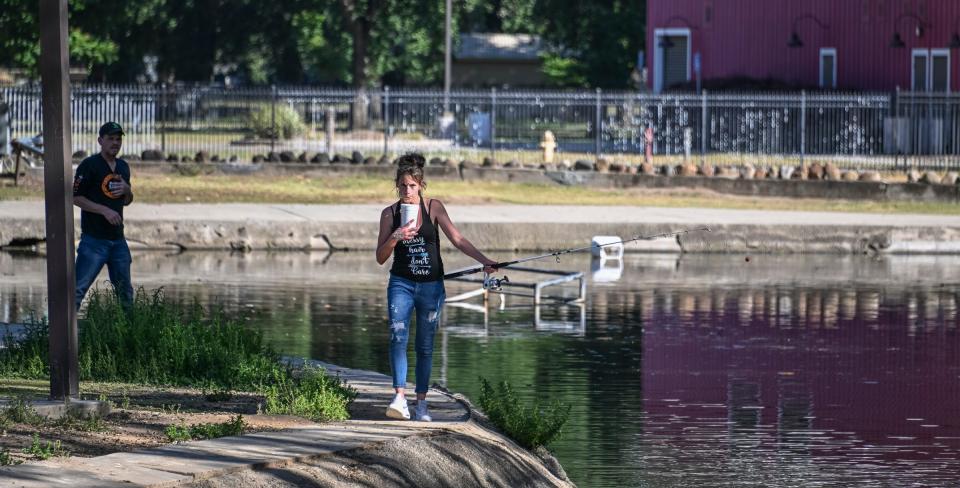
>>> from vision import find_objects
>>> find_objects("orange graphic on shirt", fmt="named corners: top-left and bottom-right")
top-left (101, 174), bottom-right (124, 199)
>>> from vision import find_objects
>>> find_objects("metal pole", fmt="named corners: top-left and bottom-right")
top-left (270, 84), bottom-right (277, 154)
top-left (383, 86), bottom-right (390, 156)
top-left (490, 87), bottom-right (497, 160)
top-left (800, 90), bottom-right (806, 167)
top-left (40, 0), bottom-right (78, 400)
top-left (595, 88), bottom-right (602, 158)
top-left (894, 86), bottom-right (900, 171)
top-left (160, 83), bottom-right (166, 154)
top-left (443, 0), bottom-right (452, 114)
top-left (700, 89), bottom-right (707, 164)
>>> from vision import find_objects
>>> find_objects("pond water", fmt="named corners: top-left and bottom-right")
top-left (3, 250), bottom-right (960, 488)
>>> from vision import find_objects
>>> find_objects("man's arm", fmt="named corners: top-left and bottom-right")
top-left (74, 196), bottom-right (122, 225)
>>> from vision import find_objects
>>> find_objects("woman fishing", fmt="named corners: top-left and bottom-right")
top-left (376, 153), bottom-right (497, 421)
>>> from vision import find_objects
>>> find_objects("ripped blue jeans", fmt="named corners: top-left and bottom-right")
top-left (387, 274), bottom-right (445, 394)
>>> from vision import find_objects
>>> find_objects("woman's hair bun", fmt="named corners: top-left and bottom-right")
top-left (396, 153), bottom-right (426, 169)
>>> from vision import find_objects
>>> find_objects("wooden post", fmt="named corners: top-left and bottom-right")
top-left (39, 0), bottom-right (78, 400)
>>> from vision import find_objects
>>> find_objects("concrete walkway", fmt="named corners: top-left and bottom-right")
top-left (0, 361), bottom-right (473, 488)
top-left (2, 201), bottom-right (960, 227)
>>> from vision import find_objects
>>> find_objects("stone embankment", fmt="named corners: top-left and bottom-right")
top-left (2, 202), bottom-right (960, 254)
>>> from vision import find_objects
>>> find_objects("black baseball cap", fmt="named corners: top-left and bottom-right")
top-left (99, 122), bottom-right (124, 137)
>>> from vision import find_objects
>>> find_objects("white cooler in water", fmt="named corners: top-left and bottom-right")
top-left (590, 235), bottom-right (624, 261)
top-left (591, 235), bottom-right (624, 283)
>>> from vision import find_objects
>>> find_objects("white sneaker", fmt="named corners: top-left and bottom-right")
top-left (414, 400), bottom-right (432, 422)
top-left (386, 394), bottom-right (410, 420)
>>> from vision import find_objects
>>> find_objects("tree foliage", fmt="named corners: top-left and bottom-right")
top-left (0, 0), bottom-right (645, 88)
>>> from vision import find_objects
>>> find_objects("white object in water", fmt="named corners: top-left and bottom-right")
top-left (591, 257), bottom-right (624, 283)
top-left (591, 235), bottom-right (624, 261)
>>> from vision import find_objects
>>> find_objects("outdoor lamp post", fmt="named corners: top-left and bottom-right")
top-left (890, 13), bottom-right (927, 48)
top-left (787, 14), bottom-right (829, 48)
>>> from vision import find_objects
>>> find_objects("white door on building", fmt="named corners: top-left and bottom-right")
top-left (654, 29), bottom-right (691, 93)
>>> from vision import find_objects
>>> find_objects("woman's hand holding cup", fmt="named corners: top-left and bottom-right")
top-left (392, 222), bottom-right (417, 241)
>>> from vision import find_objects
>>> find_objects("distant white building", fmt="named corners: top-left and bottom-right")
top-left (453, 33), bottom-right (546, 88)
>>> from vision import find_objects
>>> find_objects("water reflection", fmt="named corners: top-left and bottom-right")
top-left (3, 251), bottom-right (960, 487)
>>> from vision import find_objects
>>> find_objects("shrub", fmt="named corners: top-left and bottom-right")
top-left (477, 377), bottom-right (570, 450)
top-left (247, 103), bottom-right (305, 140)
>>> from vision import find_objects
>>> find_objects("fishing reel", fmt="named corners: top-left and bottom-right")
top-left (482, 273), bottom-right (509, 291)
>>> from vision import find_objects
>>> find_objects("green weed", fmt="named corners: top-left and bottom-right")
top-left (262, 366), bottom-right (355, 422)
top-left (5, 397), bottom-right (45, 425)
top-left (0, 448), bottom-right (20, 466)
top-left (477, 377), bottom-right (570, 450)
top-left (53, 413), bottom-right (108, 432)
top-left (164, 414), bottom-right (247, 443)
top-left (22, 434), bottom-right (67, 460)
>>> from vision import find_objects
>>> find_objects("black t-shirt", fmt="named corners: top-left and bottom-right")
top-left (72, 153), bottom-right (131, 240)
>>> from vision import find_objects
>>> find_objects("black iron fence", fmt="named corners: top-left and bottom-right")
top-left (3, 83), bottom-right (960, 170)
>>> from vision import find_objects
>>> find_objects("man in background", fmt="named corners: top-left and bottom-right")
top-left (72, 121), bottom-right (134, 311)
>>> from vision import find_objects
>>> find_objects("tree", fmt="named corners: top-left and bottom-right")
top-left (0, 0), bottom-right (122, 78)
top-left (535, 0), bottom-right (645, 88)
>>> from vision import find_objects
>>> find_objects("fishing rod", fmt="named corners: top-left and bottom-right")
top-left (443, 227), bottom-right (711, 283)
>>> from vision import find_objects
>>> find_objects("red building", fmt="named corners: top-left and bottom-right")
top-left (648, 1), bottom-right (960, 92)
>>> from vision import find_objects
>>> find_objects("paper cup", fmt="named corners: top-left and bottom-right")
top-left (400, 204), bottom-right (418, 227)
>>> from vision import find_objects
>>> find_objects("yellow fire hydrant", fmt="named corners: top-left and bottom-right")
top-left (540, 130), bottom-right (557, 163)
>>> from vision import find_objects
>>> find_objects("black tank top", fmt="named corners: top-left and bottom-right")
top-left (390, 198), bottom-right (445, 282)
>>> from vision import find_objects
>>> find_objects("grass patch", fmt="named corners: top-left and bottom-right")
top-left (476, 377), bottom-right (570, 450)
top-left (164, 414), bottom-right (247, 443)
top-left (82, 173), bottom-right (960, 214)
top-left (3, 168), bottom-right (957, 214)
top-left (0, 289), bottom-right (355, 423)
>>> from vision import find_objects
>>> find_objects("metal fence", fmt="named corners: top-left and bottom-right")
top-left (3, 83), bottom-right (960, 170)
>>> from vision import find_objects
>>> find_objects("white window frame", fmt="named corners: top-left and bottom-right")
top-left (819, 48), bottom-right (836, 88)
top-left (931, 48), bottom-right (951, 93)
top-left (912, 49), bottom-right (929, 91)
top-left (912, 48), bottom-right (951, 92)
top-left (653, 28), bottom-right (691, 93)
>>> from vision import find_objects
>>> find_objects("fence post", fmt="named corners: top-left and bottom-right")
top-left (326, 106), bottom-right (336, 159)
top-left (800, 90), bottom-right (806, 167)
top-left (160, 83), bottom-right (166, 154)
top-left (490, 87), bottom-right (497, 160)
top-left (892, 87), bottom-right (900, 171)
top-left (700, 89), bottom-right (707, 165)
top-left (595, 88), bottom-right (602, 158)
top-left (270, 84), bottom-right (277, 155)
top-left (383, 86), bottom-right (390, 156)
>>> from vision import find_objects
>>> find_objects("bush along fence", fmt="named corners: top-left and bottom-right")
top-left (5, 84), bottom-right (960, 171)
